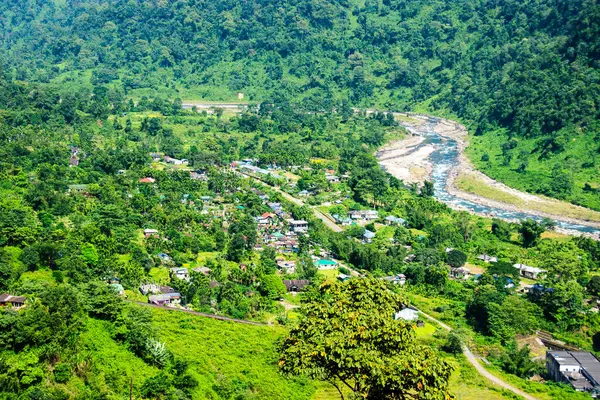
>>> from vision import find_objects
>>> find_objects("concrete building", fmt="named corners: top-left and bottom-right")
top-left (289, 220), bottom-right (308, 233)
top-left (514, 263), bottom-right (545, 280)
top-left (394, 307), bottom-right (419, 322)
top-left (546, 351), bottom-right (600, 396)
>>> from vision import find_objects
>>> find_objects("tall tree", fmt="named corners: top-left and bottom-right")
top-left (279, 279), bottom-right (452, 399)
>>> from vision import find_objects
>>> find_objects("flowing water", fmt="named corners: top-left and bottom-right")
top-left (406, 121), bottom-right (600, 237)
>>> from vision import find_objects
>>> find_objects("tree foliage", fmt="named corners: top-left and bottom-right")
top-left (279, 279), bottom-right (452, 399)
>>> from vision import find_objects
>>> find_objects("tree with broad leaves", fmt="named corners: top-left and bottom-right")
top-left (518, 219), bottom-right (545, 248)
top-left (278, 279), bottom-right (453, 399)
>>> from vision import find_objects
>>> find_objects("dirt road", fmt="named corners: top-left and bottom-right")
top-left (418, 309), bottom-right (538, 400)
top-left (128, 301), bottom-right (267, 326)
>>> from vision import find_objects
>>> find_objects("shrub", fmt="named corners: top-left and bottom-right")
top-left (53, 363), bottom-right (71, 384)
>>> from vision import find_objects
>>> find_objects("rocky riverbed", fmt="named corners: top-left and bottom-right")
top-left (379, 113), bottom-right (600, 239)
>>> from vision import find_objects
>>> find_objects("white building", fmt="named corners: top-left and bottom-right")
top-left (289, 220), bottom-right (308, 233)
top-left (394, 308), bottom-right (419, 322)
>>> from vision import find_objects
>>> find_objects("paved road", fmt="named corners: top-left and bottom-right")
top-left (418, 310), bottom-right (538, 400)
top-left (238, 170), bottom-right (344, 232)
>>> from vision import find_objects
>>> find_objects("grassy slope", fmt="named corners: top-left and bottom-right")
top-left (454, 173), bottom-right (600, 223)
top-left (150, 307), bottom-right (316, 400)
top-left (467, 129), bottom-right (600, 211)
top-left (78, 318), bottom-right (160, 397)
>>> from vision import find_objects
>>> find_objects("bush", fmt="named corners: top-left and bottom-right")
top-left (446, 250), bottom-right (467, 268)
top-left (339, 266), bottom-right (351, 275)
top-left (53, 363), bottom-right (71, 383)
top-left (442, 332), bottom-right (463, 355)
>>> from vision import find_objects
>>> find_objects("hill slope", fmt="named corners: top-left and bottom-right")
top-left (1, 0), bottom-right (598, 208)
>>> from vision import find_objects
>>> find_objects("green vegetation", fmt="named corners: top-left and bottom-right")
top-left (280, 279), bottom-right (452, 399)
top-left (2, 0), bottom-right (599, 207)
top-left (1, 0), bottom-right (600, 399)
top-left (151, 308), bottom-right (315, 400)
top-left (455, 172), bottom-right (600, 223)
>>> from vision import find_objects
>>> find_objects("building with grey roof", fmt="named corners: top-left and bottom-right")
top-left (547, 351), bottom-right (600, 396)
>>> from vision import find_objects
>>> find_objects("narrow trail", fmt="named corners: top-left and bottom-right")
top-left (127, 301), bottom-right (267, 326)
top-left (418, 309), bottom-right (538, 400)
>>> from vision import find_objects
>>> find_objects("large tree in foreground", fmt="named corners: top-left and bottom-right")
top-left (278, 279), bottom-right (453, 399)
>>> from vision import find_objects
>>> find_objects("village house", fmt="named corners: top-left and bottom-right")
top-left (385, 215), bottom-right (406, 226)
top-left (546, 351), bottom-right (600, 395)
top-left (349, 210), bottom-right (379, 221)
top-left (190, 171), bottom-right (207, 180)
top-left (149, 152), bottom-right (162, 162)
top-left (333, 214), bottom-right (353, 226)
top-left (326, 174), bottom-right (340, 183)
top-left (139, 283), bottom-right (162, 295)
top-left (157, 253), bottom-right (172, 262)
top-left (315, 259), bottom-right (338, 269)
top-left (148, 292), bottom-right (181, 306)
top-left (192, 266), bottom-right (211, 276)
top-left (144, 229), bottom-right (159, 239)
top-left (256, 212), bottom-right (276, 225)
top-left (277, 260), bottom-right (296, 274)
top-left (109, 283), bottom-right (125, 295)
top-left (0, 293), bottom-right (26, 309)
top-left (394, 307), bottom-right (419, 322)
top-left (289, 219), bottom-right (308, 233)
top-left (363, 229), bottom-right (376, 243)
top-left (139, 177), bottom-right (156, 184)
top-left (381, 274), bottom-right (406, 285)
top-left (449, 267), bottom-right (470, 279)
top-left (164, 156), bottom-right (188, 165)
top-left (69, 155), bottom-right (79, 167)
top-left (477, 254), bottom-right (498, 263)
top-left (67, 184), bottom-right (89, 194)
top-left (513, 263), bottom-right (545, 280)
top-left (170, 267), bottom-right (189, 281)
top-left (337, 273), bottom-right (351, 282)
top-left (283, 280), bottom-right (311, 292)
top-left (240, 164), bottom-right (283, 179)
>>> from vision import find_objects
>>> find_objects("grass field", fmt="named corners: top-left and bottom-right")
top-left (318, 268), bottom-right (340, 281)
top-left (151, 307), bottom-right (317, 400)
top-left (78, 318), bottom-right (160, 396)
top-left (75, 304), bottom-right (573, 400)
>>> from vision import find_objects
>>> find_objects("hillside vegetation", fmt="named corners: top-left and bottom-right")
top-left (1, 0), bottom-right (599, 207)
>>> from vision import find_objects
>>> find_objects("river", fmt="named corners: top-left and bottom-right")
top-left (179, 102), bottom-right (600, 237)
top-left (402, 118), bottom-right (600, 237)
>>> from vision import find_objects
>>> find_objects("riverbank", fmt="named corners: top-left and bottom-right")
top-left (376, 135), bottom-right (434, 183)
top-left (384, 114), bottom-right (600, 237)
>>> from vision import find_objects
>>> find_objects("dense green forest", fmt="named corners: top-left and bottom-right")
top-left (1, 0), bottom-right (599, 207)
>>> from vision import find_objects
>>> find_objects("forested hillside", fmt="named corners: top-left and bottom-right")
top-left (1, 0), bottom-right (599, 208)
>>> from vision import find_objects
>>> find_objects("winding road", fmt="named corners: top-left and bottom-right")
top-left (237, 170), bottom-right (343, 232)
top-left (418, 309), bottom-right (538, 400)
